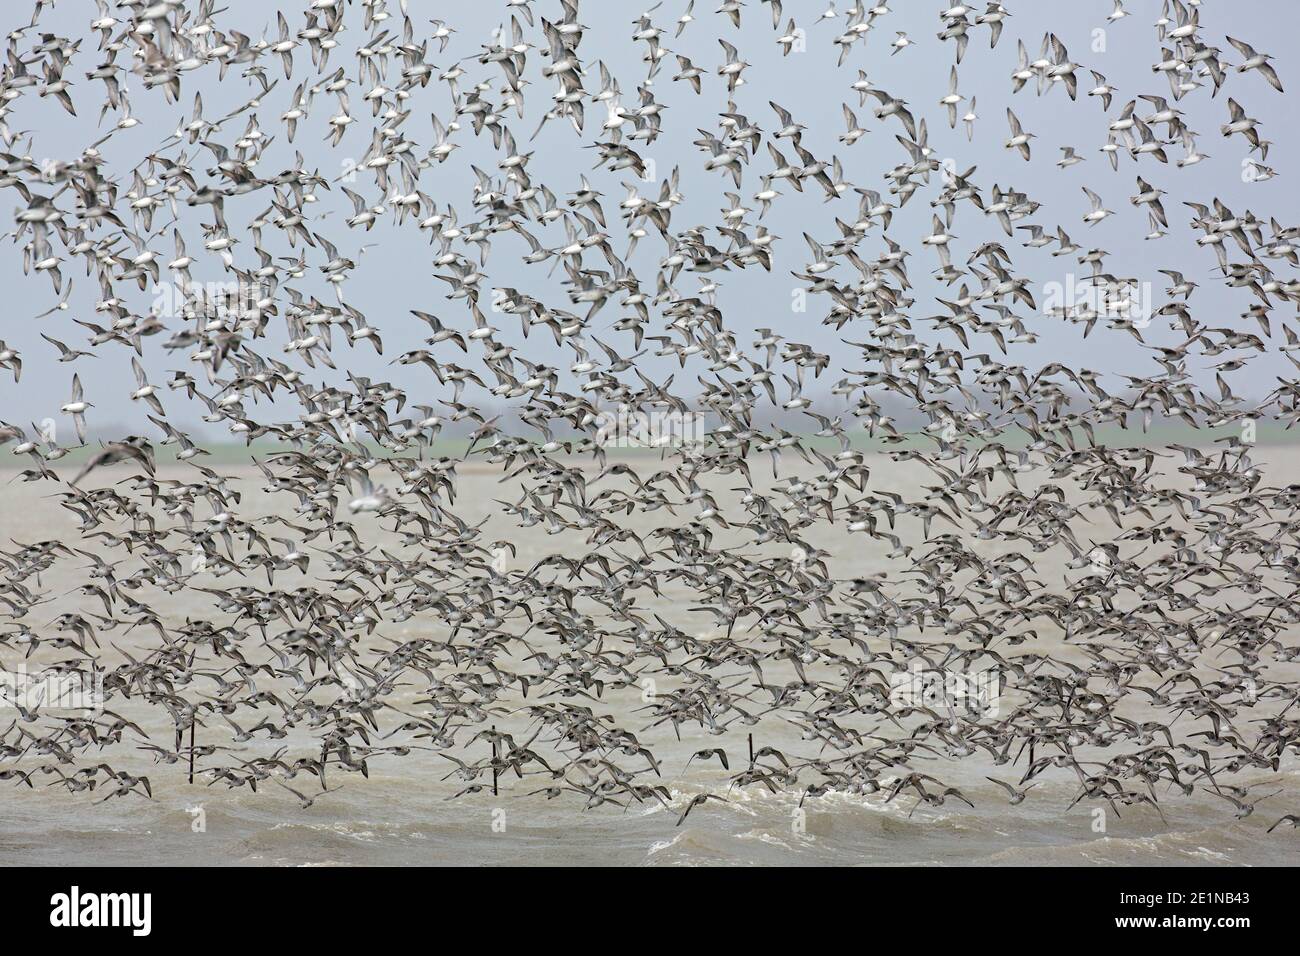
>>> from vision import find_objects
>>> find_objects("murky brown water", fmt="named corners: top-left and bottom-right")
top-left (1, 449), bottom-right (1296, 865)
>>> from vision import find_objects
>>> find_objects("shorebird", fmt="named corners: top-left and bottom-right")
top-left (60, 374), bottom-right (90, 444)
top-left (0, 0), bottom-right (1289, 856)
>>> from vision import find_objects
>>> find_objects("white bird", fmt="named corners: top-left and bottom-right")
top-left (1082, 186), bottom-right (1113, 225)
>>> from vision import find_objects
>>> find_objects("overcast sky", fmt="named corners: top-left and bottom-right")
top-left (0, 0), bottom-right (1295, 438)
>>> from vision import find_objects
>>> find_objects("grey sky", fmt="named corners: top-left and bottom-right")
top-left (0, 0), bottom-right (1295, 438)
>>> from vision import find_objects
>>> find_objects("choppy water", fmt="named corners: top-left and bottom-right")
top-left (1, 450), bottom-right (1297, 866)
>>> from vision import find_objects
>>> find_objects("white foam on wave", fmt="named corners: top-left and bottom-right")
top-left (646, 833), bottom-right (684, 856)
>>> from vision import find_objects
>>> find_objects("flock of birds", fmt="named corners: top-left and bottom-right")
top-left (0, 0), bottom-right (1298, 840)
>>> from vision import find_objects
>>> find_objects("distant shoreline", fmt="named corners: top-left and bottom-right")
top-left (1, 420), bottom-right (1296, 471)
